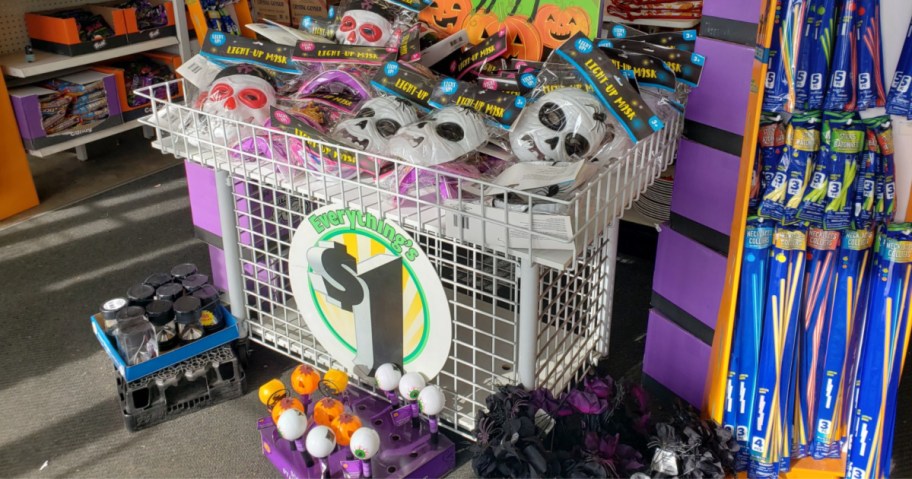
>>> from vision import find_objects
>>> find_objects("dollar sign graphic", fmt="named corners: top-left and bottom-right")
top-left (308, 241), bottom-right (363, 310)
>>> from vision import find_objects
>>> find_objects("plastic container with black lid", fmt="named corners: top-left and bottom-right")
top-left (126, 284), bottom-right (155, 308)
top-left (114, 307), bottom-right (158, 365)
top-left (99, 297), bottom-right (128, 333)
top-left (146, 300), bottom-right (180, 352)
top-left (143, 272), bottom-right (173, 289)
top-left (174, 296), bottom-right (204, 343)
top-left (182, 273), bottom-right (209, 293)
top-left (155, 283), bottom-right (184, 302)
top-left (193, 284), bottom-right (224, 334)
top-left (170, 263), bottom-right (198, 281)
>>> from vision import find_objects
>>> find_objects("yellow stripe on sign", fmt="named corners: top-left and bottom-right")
top-left (370, 238), bottom-right (385, 257)
top-left (404, 294), bottom-right (424, 351)
top-left (342, 234), bottom-right (359, 259)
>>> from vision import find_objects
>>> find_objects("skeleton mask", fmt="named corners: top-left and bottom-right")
top-left (201, 65), bottom-right (277, 145)
top-left (509, 88), bottom-right (613, 162)
top-left (336, 10), bottom-right (393, 46)
top-left (388, 107), bottom-right (489, 166)
top-left (332, 97), bottom-right (418, 154)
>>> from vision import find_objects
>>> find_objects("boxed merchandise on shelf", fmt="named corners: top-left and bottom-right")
top-left (116, 344), bottom-right (246, 431)
top-left (250, 0), bottom-right (293, 25)
top-left (9, 70), bottom-right (123, 151)
top-left (92, 305), bottom-right (241, 382)
top-left (118, 0), bottom-right (177, 43)
top-left (25, 6), bottom-right (129, 56)
top-left (92, 51), bottom-right (183, 122)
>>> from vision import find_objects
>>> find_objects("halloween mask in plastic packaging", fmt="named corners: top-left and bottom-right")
top-left (199, 65), bottom-right (277, 146)
top-left (336, 9), bottom-right (394, 46)
top-left (388, 106), bottom-right (490, 166)
top-left (332, 97), bottom-right (419, 154)
top-left (509, 88), bottom-right (613, 163)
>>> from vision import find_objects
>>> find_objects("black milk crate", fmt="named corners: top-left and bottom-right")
top-left (116, 344), bottom-right (246, 432)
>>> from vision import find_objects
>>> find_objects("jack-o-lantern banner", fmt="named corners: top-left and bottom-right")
top-left (419, 0), bottom-right (601, 61)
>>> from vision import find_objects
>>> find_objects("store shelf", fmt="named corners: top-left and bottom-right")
top-left (27, 118), bottom-right (144, 158)
top-left (1, 37), bottom-right (179, 79)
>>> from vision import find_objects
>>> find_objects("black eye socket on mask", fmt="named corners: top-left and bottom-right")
top-left (435, 122), bottom-right (465, 141)
top-left (539, 102), bottom-right (566, 131)
top-left (564, 133), bottom-right (590, 157)
top-left (376, 119), bottom-right (401, 137)
top-left (356, 107), bottom-right (376, 118)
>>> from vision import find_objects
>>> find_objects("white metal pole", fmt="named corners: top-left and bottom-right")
top-left (215, 170), bottom-right (249, 333)
top-left (517, 258), bottom-right (540, 389)
top-left (171, 0), bottom-right (193, 62)
top-left (597, 220), bottom-right (620, 356)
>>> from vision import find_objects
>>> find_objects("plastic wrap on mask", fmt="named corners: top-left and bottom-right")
top-left (303, 0), bottom-right (419, 50)
top-left (332, 96), bottom-right (420, 156)
top-left (391, 154), bottom-right (509, 205)
top-left (387, 106), bottom-right (490, 167)
top-left (195, 64), bottom-right (278, 147)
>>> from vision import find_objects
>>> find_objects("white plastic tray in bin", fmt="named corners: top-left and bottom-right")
top-left (91, 305), bottom-right (240, 382)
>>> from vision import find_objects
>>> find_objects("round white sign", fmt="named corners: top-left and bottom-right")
top-left (288, 205), bottom-right (453, 379)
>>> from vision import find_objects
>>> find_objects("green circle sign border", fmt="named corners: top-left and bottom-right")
top-left (307, 228), bottom-right (430, 365)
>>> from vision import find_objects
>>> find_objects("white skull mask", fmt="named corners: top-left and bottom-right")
top-left (332, 97), bottom-right (418, 154)
top-left (388, 107), bottom-right (489, 166)
top-left (509, 88), bottom-right (614, 162)
top-left (201, 72), bottom-right (277, 145)
top-left (336, 10), bottom-right (393, 46)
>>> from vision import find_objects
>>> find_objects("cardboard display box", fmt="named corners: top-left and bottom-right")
top-left (119, 0), bottom-right (177, 43)
top-left (10, 70), bottom-right (123, 151)
top-left (25, 6), bottom-right (129, 56)
top-left (92, 51), bottom-right (183, 122)
top-left (251, 0), bottom-right (293, 25)
top-left (291, 0), bottom-right (328, 27)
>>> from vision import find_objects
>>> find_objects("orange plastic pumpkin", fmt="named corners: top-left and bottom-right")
top-left (330, 413), bottom-right (363, 446)
top-left (533, 4), bottom-right (590, 50)
top-left (271, 397), bottom-right (306, 424)
top-left (314, 397), bottom-right (345, 427)
top-left (323, 369), bottom-right (349, 395)
top-left (291, 365), bottom-right (321, 396)
top-left (419, 0), bottom-right (473, 37)
top-left (258, 379), bottom-right (288, 408)
top-left (464, 0), bottom-right (543, 60)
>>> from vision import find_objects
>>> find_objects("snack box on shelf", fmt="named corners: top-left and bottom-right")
top-left (92, 51), bottom-right (184, 122)
top-left (117, 0), bottom-right (178, 43)
top-left (91, 304), bottom-right (241, 382)
top-left (25, 6), bottom-right (129, 56)
top-left (9, 70), bottom-right (124, 151)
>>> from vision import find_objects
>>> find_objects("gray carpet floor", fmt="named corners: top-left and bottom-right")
top-left (3, 160), bottom-right (907, 478)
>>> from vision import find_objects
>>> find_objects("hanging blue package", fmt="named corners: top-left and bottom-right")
top-left (724, 218), bottom-right (774, 472)
top-left (823, 0), bottom-right (859, 111)
top-left (885, 18), bottom-right (912, 117)
top-left (805, 0), bottom-right (839, 110)
top-left (822, 113), bottom-right (865, 230)
top-left (853, 127), bottom-right (879, 230)
top-left (855, 0), bottom-right (886, 110)
top-left (794, 0), bottom-right (820, 109)
top-left (751, 117), bottom-right (787, 213)
top-left (759, 112), bottom-right (821, 223)
top-left (763, 0), bottom-right (790, 112)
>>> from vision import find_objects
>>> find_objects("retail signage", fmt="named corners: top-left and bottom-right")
top-left (289, 205), bottom-right (452, 379)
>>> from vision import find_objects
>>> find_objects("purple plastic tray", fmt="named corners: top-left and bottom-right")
top-left (258, 390), bottom-right (456, 478)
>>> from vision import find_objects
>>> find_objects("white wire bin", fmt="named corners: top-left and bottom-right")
top-left (136, 79), bottom-right (683, 435)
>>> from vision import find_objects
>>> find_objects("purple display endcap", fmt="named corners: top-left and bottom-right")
top-left (9, 92), bottom-right (45, 140)
top-left (208, 245), bottom-right (228, 292)
top-left (257, 390), bottom-right (456, 479)
top-left (685, 37), bottom-right (754, 135)
top-left (391, 402), bottom-right (420, 427)
top-left (670, 139), bottom-right (739, 235)
top-left (185, 161), bottom-right (222, 237)
top-left (701, 0), bottom-right (763, 25)
top-left (642, 309), bottom-right (711, 406)
top-left (652, 227), bottom-right (727, 329)
top-left (102, 74), bottom-right (122, 116)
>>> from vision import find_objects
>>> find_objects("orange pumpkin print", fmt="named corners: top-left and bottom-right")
top-left (313, 397), bottom-right (345, 427)
top-left (533, 4), bottom-right (590, 50)
top-left (271, 397), bottom-right (305, 425)
top-left (330, 413), bottom-right (363, 446)
top-left (419, 0), bottom-right (473, 37)
top-left (464, 0), bottom-right (543, 60)
top-left (290, 364), bottom-right (321, 396)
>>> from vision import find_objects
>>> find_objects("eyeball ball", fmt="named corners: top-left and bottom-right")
top-left (276, 408), bottom-right (308, 441)
top-left (398, 372), bottom-right (426, 401)
top-left (305, 425), bottom-right (337, 458)
top-left (509, 88), bottom-right (612, 163)
top-left (417, 385), bottom-right (446, 416)
top-left (291, 364), bottom-right (321, 396)
top-left (374, 363), bottom-right (402, 392)
top-left (349, 427), bottom-right (381, 460)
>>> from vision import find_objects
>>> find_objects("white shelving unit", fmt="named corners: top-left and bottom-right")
top-left (1, 36), bottom-right (179, 78)
top-left (0, 0), bottom-right (192, 160)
